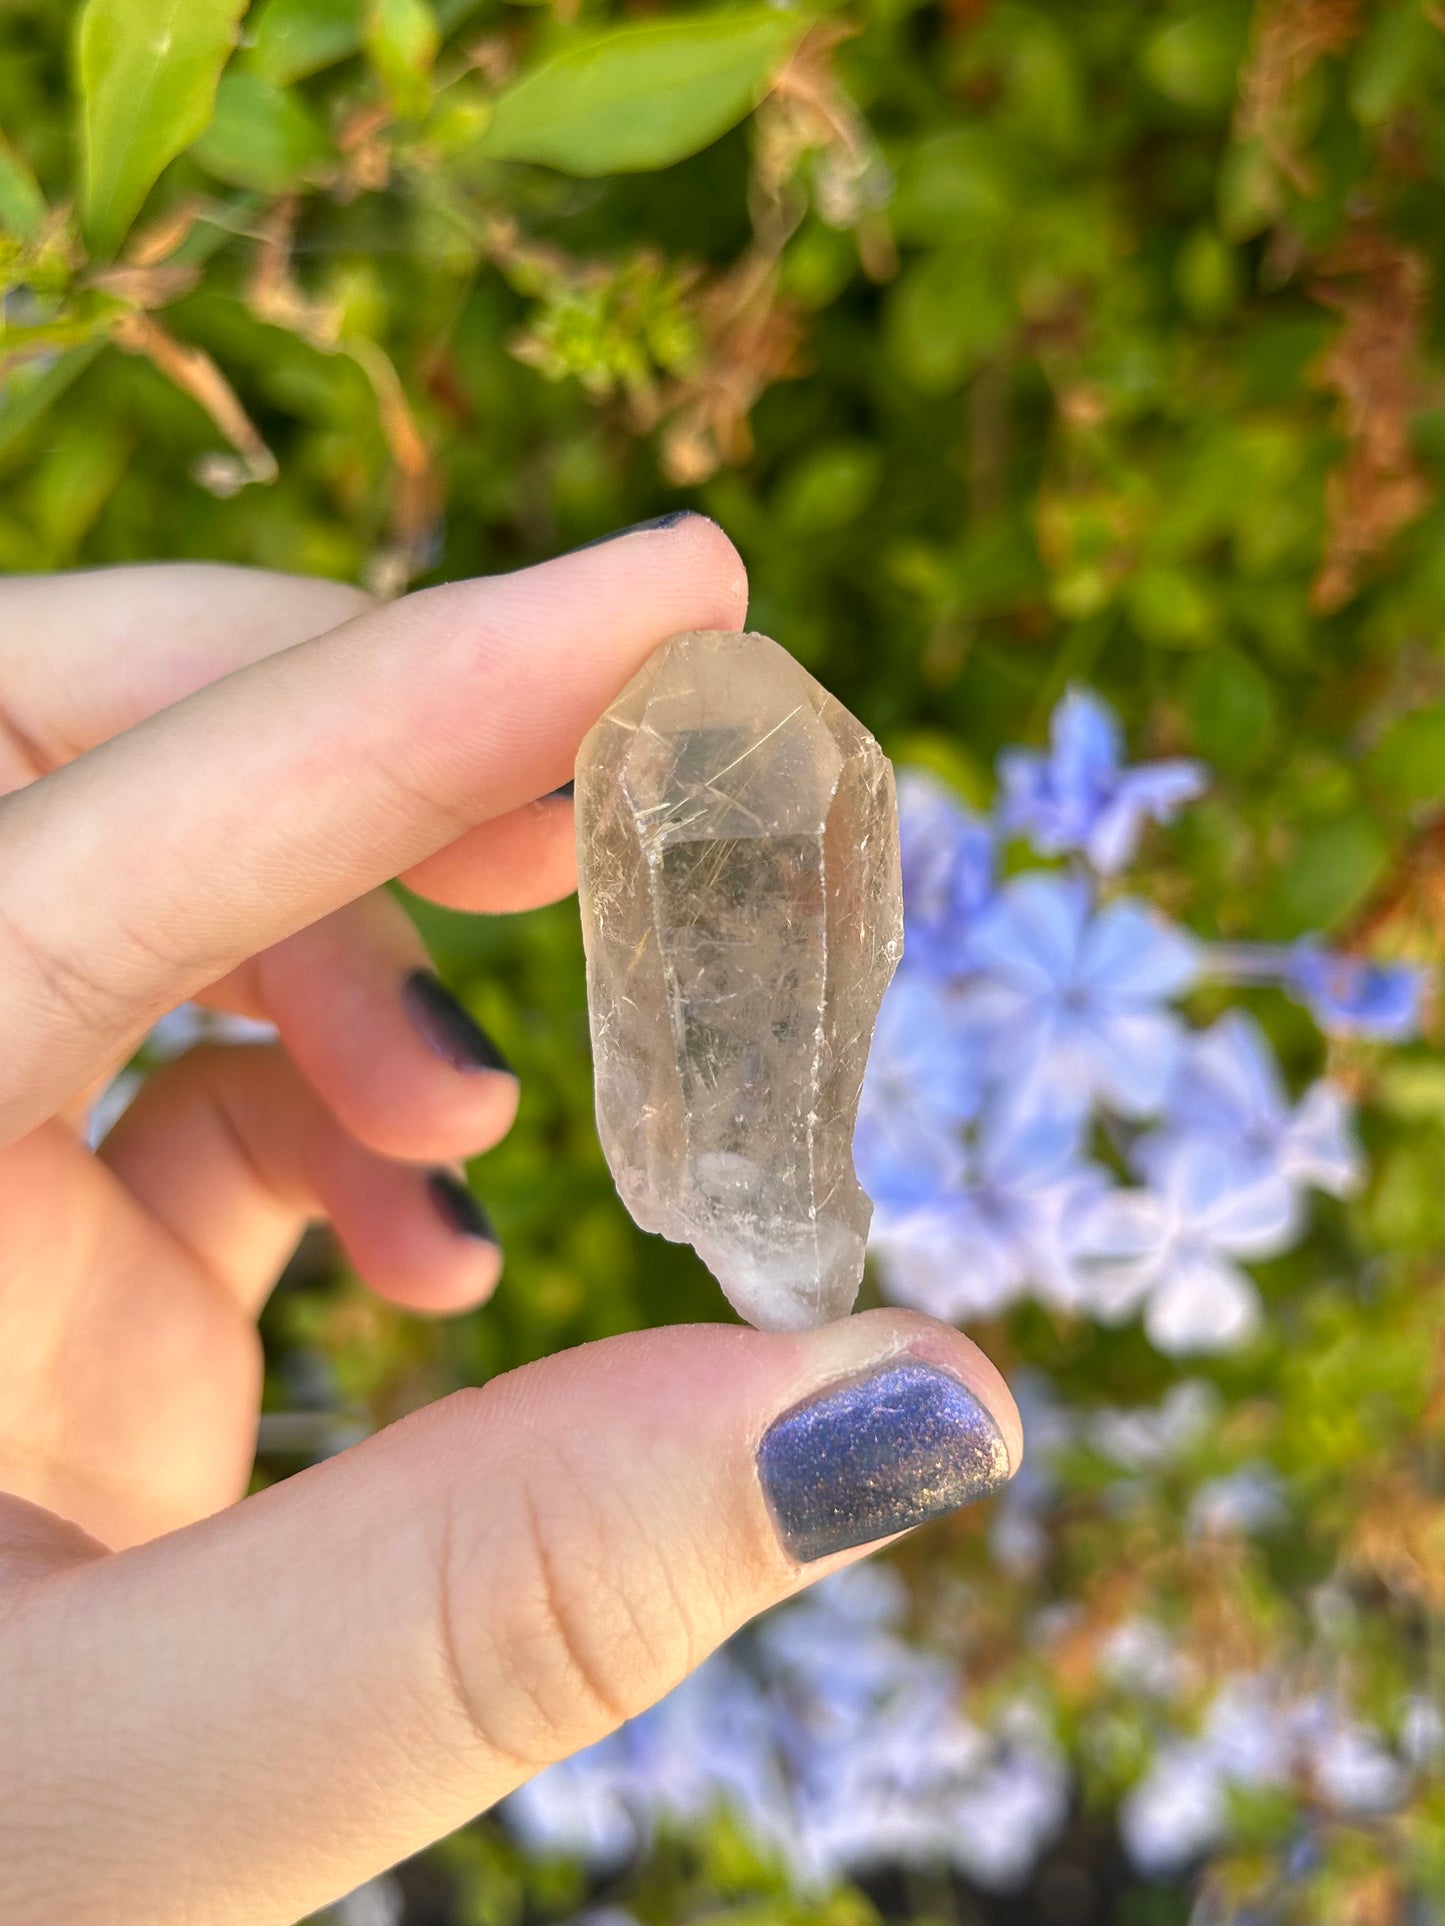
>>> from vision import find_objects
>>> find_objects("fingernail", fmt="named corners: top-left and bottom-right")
top-left (565, 509), bottom-right (700, 553)
top-left (546, 780), bottom-right (575, 800)
top-left (757, 1358), bottom-right (1011, 1564)
top-left (401, 971), bottom-right (515, 1077)
top-left (427, 1170), bottom-right (499, 1244)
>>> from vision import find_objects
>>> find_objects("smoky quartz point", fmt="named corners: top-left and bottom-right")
top-left (575, 629), bottom-right (903, 1332)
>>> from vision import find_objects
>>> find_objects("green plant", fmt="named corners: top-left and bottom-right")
top-left (2, 0), bottom-right (1440, 1919)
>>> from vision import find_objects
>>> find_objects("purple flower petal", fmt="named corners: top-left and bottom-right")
top-left (1084, 763), bottom-right (1207, 875)
top-left (997, 688), bottom-right (1206, 873)
top-left (897, 774), bottom-right (995, 974)
top-left (1078, 900), bottom-right (1200, 1003)
top-left (1143, 1247), bottom-right (1262, 1355)
top-left (1284, 1081), bottom-right (1362, 1196)
top-left (875, 1203), bottom-right (1028, 1320)
top-left (1286, 943), bottom-right (1428, 1041)
top-left (1084, 1007), bottom-right (1187, 1116)
top-left (856, 973), bottom-right (978, 1211)
top-left (964, 872), bottom-right (1091, 992)
top-left (1167, 1011), bottom-right (1286, 1138)
top-left (1147, 1135), bottom-right (1298, 1257)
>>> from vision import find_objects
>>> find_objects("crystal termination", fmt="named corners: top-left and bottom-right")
top-left (576, 629), bottom-right (903, 1331)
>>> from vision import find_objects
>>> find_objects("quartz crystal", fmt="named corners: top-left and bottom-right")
top-left (576, 629), bottom-right (903, 1331)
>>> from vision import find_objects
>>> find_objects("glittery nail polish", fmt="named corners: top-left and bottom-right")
top-left (427, 1171), bottom-right (499, 1244)
top-left (402, 970), bottom-right (514, 1076)
top-left (757, 1358), bottom-right (1011, 1563)
top-left (565, 509), bottom-right (699, 553)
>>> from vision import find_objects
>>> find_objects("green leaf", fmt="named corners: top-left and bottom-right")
top-left (1275, 814), bottom-right (1389, 935)
top-left (1002, 16), bottom-right (1085, 156)
top-left (191, 69), bottom-right (331, 191)
top-left (362, 0), bottom-right (439, 118)
top-left (1362, 1135), bottom-right (1445, 1253)
top-left (1140, 4), bottom-right (1250, 115)
top-left (1376, 1058), bottom-right (1445, 1123)
top-left (0, 132), bottom-right (48, 239)
top-left (1349, 3), bottom-right (1441, 126)
top-left (77, 0), bottom-right (251, 257)
top-left (0, 341), bottom-right (105, 458)
top-left (886, 249), bottom-right (1013, 394)
top-left (773, 440), bottom-right (882, 535)
top-left (1175, 225), bottom-right (1240, 322)
top-left (477, 9), bottom-right (808, 176)
top-left (1125, 566), bottom-right (1219, 648)
top-left (246, 0), bottom-right (361, 85)
top-left (1365, 704), bottom-right (1445, 810)
top-left (1217, 136), bottom-right (1284, 242)
top-left (22, 416), bottom-right (132, 564)
top-left (890, 128), bottom-right (1013, 247)
top-left (1183, 645), bottom-right (1277, 772)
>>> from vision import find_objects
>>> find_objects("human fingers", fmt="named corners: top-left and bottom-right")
top-left (0, 1309), bottom-right (1020, 1926)
top-left (0, 514), bottom-right (746, 1145)
top-left (75, 887), bottom-right (520, 1164)
top-left (0, 558), bottom-right (580, 918)
top-left (100, 1042), bottom-right (502, 1316)
top-left (220, 891), bottom-right (521, 1166)
top-left (0, 564), bottom-right (373, 783)
top-left (0, 564), bottom-right (581, 920)
top-left (399, 787), bottom-right (578, 912)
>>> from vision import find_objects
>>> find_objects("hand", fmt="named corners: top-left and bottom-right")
top-left (0, 521), bottom-right (1021, 1926)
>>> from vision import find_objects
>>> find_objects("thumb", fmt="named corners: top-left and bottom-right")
top-left (0, 1310), bottom-right (1020, 1926)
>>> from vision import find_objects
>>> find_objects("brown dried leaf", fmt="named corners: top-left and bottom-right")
top-left (247, 198), bottom-right (344, 344)
top-left (1236, 0), bottom-right (1363, 193)
top-left (335, 101), bottom-right (393, 200)
top-left (1309, 232), bottom-right (1431, 613)
top-left (89, 263), bottom-right (201, 308)
top-left (753, 21), bottom-right (891, 258)
top-left (111, 312), bottom-right (276, 484)
top-left (1346, 1469), bottom-right (1445, 1609)
top-left (243, 200), bottom-right (437, 590)
top-left (124, 195), bottom-right (211, 269)
top-left (650, 250), bottom-right (807, 485)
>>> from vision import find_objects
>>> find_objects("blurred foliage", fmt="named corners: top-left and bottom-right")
top-left (1, 0), bottom-right (1441, 1919)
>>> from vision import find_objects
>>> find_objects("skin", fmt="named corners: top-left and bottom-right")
top-left (0, 523), bottom-right (1021, 1926)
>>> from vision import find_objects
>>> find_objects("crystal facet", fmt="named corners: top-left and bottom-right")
top-left (576, 629), bottom-right (903, 1331)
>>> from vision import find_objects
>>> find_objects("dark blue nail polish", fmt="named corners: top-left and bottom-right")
top-left (565, 509), bottom-right (700, 553)
top-left (757, 1358), bottom-right (1011, 1563)
top-left (401, 970), bottom-right (515, 1076)
top-left (427, 1170), bottom-right (499, 1244)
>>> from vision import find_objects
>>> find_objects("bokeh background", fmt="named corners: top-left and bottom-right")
top-left (1, 0), bottom-right (1441, 1920)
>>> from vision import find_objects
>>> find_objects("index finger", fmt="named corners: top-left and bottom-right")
top-left (0, 563), bottom-right (373, 781)
top-left (0, 514), bottom-right (747, 1146)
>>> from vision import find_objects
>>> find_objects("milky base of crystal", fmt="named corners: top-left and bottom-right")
top-left (575, 629), bottom-right (903, 1331)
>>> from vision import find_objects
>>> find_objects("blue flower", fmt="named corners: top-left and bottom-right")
top-left (1285, 942), bottom-right (1428, 1041)
top-left (1072, 1135), bottom-right (1297, 1353)
top-left (957, 872), bottom-right (1201, 1116)
top-left (998, 689), bottom-right (1206, 875)
top-left (871, 1090), bottom-right (1107, 1321)
top-left (1151, 1010), bottom-right (1362, 1200)
top-left (1121, 1678), bottom-right (1409, 1878)
top-left (505, 1739), bottom-right (640, 1867)
top-left (897, 772), bottom-right (995, 973)
top-left (1187, 1464), bottom-right (1288, 1539)
top-left (855, 972), bottom-right (982, 1211)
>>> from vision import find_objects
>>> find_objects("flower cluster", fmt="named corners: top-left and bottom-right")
top-left (508, 1376), bottom-right (1421, 1901)
top-left (1121, 1674), bottom-right (1415, 1878)
top-left (508, 1564), bottom-right (1070, 1893)
top-left (856, 689), bottom-right (1427, 1354)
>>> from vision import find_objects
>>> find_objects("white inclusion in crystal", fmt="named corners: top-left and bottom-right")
top-left (576, 630), bottom-right (903, 1331)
